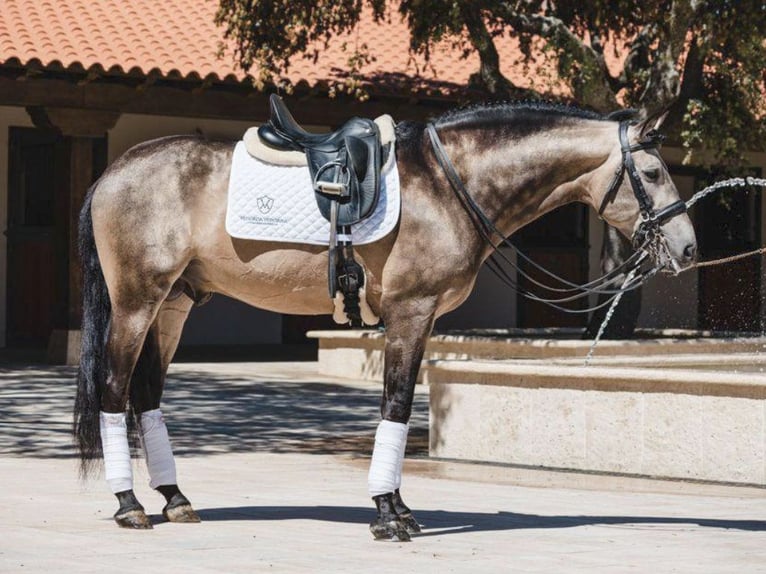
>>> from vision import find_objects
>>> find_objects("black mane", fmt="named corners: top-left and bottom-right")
top-left (433, 100), bottom-right (620, 136)
top-left (394, 101), bottom-right (635, 154)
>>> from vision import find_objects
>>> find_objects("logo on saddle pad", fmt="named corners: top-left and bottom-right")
top-left (256, 195), bottom-right (275, 214)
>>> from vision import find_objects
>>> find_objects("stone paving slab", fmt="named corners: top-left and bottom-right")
top-left (1, 361), bottom-right (766, 573)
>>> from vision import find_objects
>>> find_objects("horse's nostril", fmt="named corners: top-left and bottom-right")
top-left (683, 243), bottom-right (697, 261)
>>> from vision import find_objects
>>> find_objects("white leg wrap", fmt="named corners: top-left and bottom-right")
top-left (139, 409), bottom-right (177, 489)
top-left (368, 420), bottom-right (409, 497)
top-left (395, 423), bottom-right (407, 490)
top-left (100, 411), bottom-right (133, 494)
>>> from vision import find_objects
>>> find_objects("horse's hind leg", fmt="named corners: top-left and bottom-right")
top-left (130, 294), bottom-right (200, 523)
top-left (98, 261), bottom-right (191, 529)
top-left (100, 297), bottom-right (169, 529)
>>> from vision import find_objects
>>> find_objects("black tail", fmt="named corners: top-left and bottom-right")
top-left (73, 187), bottom-right (111, 477)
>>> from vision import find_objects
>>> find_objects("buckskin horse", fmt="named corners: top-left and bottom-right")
top-left (73, 100), bottom-right (697, 541)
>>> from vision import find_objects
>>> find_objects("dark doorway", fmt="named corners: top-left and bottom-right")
top-left (695, 171), bottom-right (762, 332)
top-left (6, 127), bottom-right (106, 348)
top-left (6, 128), bottom-right (64, 347)
top-left (514, 204), bottom-right (590, 328)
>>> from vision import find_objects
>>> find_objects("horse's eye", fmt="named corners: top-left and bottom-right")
top-left (643, 167), bottom-right (660, 182)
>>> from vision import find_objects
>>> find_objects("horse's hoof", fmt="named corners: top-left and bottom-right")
top-left (398, 512), bottom-right (422, 534)
top-left (163, 503), bottom-right (201, 523)
top-left (370, 518), bottom-right (411, 542)
top-left (114, 509), bottom-right (153, 529)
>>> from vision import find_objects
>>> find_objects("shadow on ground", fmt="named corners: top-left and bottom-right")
top-left (0, 365), bottom-right (428, 458)
top-left (192, 505), bottom-right (766, 534)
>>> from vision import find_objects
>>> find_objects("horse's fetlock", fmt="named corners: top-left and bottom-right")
top-left (156, 485), bottom-right (200, 523)
top-left (114, 489), bottom-right (152, 529)
top-left (369, 518), bottom-right (412, 542)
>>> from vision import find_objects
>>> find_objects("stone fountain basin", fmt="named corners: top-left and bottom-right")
top-left (309, 328), bottom-right (766, 484)
top-left (426, 354), bottom-right (766, 485)
top-left (308, 328), bottom-right (766, 381)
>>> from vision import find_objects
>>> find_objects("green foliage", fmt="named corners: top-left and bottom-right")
top-left (679, 1), bottom-right (766, 165)
top-left (214, 0), bottom-right (385, 95)
top-left (215, 0), bottom-right (766, 163)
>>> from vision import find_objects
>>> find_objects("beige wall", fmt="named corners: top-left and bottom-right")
top-left (108, 114), bottom-right (258, 162)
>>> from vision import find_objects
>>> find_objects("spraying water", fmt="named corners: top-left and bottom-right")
top-left (584, 176), bottom-right (766, 364)
top-left (584, 264), bottom-right (643, 366)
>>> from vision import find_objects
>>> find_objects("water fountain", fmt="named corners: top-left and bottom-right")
top-left (311, 177), bottom-right (766, 484)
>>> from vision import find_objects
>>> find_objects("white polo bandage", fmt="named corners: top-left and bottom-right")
top-left (100, 411), bottom-right (133, 494)
top-left (368, 420), bottom-right (409, 497)
top-left (139, 409), bottom-right (177, 489)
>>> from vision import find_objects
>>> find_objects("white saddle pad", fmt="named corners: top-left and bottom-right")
top-left (225, 141), bottom-right (400, 245)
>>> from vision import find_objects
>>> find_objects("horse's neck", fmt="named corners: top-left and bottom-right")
top-left (449, 121), bottom-right (616, 238)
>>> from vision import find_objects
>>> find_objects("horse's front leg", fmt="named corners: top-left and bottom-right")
top-left (369, 298), bottom-right (436, 541)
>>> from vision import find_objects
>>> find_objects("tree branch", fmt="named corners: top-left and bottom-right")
top-left (498, 7), bottom-right (618, 111)
top-left (459, 4), bottom-right (520, 97)
top-left (639, 0), bottom-right (702, 112)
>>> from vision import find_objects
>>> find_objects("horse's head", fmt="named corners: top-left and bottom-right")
top-left (589, 111), bottom-right (697, 273)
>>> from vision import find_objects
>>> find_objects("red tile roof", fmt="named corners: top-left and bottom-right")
top-left (0, 0), bottom-right (546, 98)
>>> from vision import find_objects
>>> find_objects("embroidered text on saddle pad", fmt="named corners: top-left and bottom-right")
top-left (225, 141), bottom-right (401, 245)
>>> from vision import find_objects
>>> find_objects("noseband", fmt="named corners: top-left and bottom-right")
top-left (598, 121), bottom-right (687, 248)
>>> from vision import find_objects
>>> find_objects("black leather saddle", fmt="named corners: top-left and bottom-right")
top-left (258, 94), bottom-right (382, 227)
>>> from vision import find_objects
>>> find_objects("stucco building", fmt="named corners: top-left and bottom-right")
top-left (1, 1), bottom-right (763, 361)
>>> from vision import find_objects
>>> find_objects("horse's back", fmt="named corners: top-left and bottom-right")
top-left (89, 136), bottom-right (235, 287)
top-left (95, 135), bottom-right (234, 201)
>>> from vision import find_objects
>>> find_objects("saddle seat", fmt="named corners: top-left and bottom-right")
top-left (258, 95), bottom-right (374, 153)
top-left (257, 94), bottom-right (384, 227)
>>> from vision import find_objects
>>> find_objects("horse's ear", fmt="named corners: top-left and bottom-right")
top-left (636, 107), bottom-right (670, 138)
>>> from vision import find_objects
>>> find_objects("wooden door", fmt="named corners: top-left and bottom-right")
top-left (6, 127), bottom-right (107, 348)
top-left (6, 128), bottom-right (68, 347)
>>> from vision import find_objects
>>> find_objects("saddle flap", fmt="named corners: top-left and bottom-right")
top-left (311, 121), bottom-right (382, 226)
top-left (344, 135), bottom-right (369, 181)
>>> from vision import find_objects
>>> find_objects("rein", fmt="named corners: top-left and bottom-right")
top-left (426, 121), bottom-right (672, 314)
top-left (684, 246), bottom-right (766, 270)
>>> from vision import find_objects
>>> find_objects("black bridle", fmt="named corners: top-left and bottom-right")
top-left (598, 121), bottom-right (687, 248)
top-left (426, 119), bottom-right (686, 314)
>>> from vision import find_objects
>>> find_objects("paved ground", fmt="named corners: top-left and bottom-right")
top-left (2, 361), bottom-right (766, 573)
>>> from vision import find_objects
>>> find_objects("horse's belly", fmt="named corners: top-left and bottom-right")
top-left (226, 283), bottom-right (334, 315)
top-left (222, 273), bottom-right (333, 315)
top-left (194, 241), bottom-right (335, 315)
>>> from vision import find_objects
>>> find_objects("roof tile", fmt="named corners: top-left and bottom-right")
top-left (0, 0), bottom-right (550, 97)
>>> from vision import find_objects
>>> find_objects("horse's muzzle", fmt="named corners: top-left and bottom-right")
top-left (631, 200), bottom-right (688, 250)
